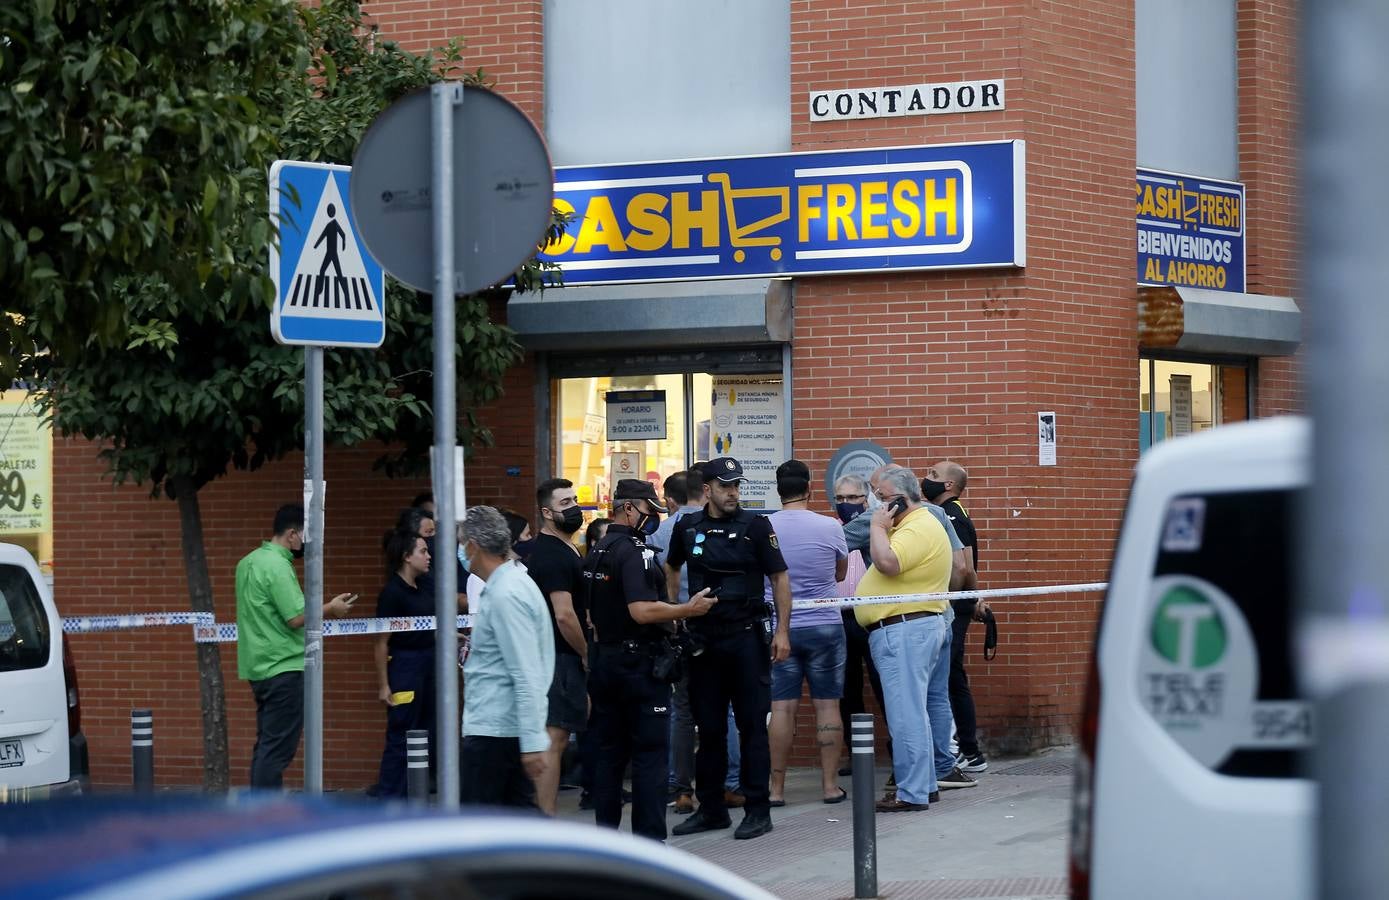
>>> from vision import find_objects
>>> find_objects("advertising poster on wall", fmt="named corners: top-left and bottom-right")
top-left (711, 376), bottom-right (785, 510)
top-left (0, 399), bottom-right (52, 535)
top-left (1169, 374), bottom-right (1193, 436)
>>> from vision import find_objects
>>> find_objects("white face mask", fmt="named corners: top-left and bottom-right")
top-left (866, 491), bottom-right (883, 511)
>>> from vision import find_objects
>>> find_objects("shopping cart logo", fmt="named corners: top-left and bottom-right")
top-left (543, 141), bottom-right (1024, 286)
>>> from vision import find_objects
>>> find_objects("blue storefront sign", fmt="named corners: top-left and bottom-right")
top-left (542, 141), bottom-right (1025, 285)
top-left (1137, 168), bottom-right (1246, 293)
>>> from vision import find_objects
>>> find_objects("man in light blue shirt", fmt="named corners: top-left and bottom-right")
top-left (460, 505), bottom-right (555, 808)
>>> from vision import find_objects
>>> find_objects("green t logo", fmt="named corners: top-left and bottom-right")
top-left (1151, 586), bottom-right (1226, 668)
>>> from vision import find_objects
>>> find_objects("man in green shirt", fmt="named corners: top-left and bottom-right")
top-left (236, 504), bottom-right (355, 789)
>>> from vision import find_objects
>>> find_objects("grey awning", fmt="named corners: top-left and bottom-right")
top-left (508, 278), bottom-right (792, 351)
top-left (1139, 286), bottom-right (1301, 357)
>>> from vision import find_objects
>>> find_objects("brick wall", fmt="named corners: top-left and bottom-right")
top-left (1238, 0), bottom-right (1301, 416)
top-left (788, 0), bottom-right (1135, 757)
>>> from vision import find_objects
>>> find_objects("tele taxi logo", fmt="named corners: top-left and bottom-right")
top-left (1150, 585), bottom-right (1227, 668)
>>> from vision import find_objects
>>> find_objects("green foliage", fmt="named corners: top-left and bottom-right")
top-left (0, 0), bottom-right (305, 379)
top-left (22, 0), bottom-right (568, 496)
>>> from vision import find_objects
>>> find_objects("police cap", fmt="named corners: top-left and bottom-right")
top-left (613, 478), bottom-right (660, 505)
top-left (705, 457), bottom-right (748, 483)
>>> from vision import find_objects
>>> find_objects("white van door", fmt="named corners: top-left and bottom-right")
top-left (0, 550), bottom-right (70, 789)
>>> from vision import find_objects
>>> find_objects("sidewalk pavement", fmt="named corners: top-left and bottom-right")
top-left (558, 748), bottom-right (1074, 900)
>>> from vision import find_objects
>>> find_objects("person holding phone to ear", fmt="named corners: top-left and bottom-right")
top-left (853, 468), bottom-right (964, 813)
top-left (236, 503), bottom-right (357, 790)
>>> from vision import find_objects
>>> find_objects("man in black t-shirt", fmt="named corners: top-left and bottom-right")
top-left (665, 457), bottom-right (792, 841)
top-left (585, 479), bottom-right (716, 841)
top-left (924, 460), bottom-right (987, 773)
top-left (526, 478), bottom-right (589, 816)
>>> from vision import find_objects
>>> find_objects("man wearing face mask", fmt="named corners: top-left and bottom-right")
top-left (666, 457), bottom-right (792, 841)
top-left (525, 478), bottom-right (590, 815)
top-left (924, 460), bottom-right (987, 773)
top-left (236, 503), bottom-right (356, 789)
top-left (585, 479), bottom-right (717, 841)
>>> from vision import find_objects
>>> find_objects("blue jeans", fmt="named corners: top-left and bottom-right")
top-left (771, 623), bottom-right (847, 700)
top-left (725, 706), bottom-right (740, 791)
top-left (930, 623), bottom-right (955, 779)
top-left (868, 613), bottom-right (947, 805)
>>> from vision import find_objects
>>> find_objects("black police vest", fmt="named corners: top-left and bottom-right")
top-left (583, 531), bottom-right (665, 644)
top-left (680, 509), bottom-right (766, 622)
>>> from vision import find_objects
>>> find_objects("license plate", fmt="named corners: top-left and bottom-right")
top-left (0, 740), bottom-right (24, 768)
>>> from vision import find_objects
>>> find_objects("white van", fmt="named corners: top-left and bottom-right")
top-left (1070, 417), bottom-right (1312, 899)
top-left (0, 543), bottom-right (87, 799)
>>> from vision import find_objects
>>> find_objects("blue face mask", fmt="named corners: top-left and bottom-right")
top-left (836, 502), bottom-right (866, 524)
top-left (457, 544), bottom-right (471, 573)
top-left (639, 511), bottom-right (661, 536)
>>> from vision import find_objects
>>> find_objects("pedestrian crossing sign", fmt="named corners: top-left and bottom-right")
top-left (270, 160), bottom-right (386, 348)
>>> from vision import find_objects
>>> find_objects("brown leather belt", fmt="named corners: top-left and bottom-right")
top-left (864, 609), bottom-right (940, 633)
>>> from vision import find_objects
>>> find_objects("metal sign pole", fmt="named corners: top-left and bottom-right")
top-left (303, 346), bottom-right (325, 794)
top-left (431, 81), bottom-right (462, 810)
top-left (1301, 1), bottom-right (1389, 896)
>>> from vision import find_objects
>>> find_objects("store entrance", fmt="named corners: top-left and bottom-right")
top-left (552, 349), bottom-right (789, 516)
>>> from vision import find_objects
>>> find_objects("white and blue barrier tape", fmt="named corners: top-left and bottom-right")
top-left (60, 582), bottom-right (1109, 644)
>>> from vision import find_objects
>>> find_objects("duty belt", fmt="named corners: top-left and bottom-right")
top-left (691, 618), bottom-right (763, 637)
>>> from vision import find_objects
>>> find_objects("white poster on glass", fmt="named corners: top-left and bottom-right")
top-left (1169, 374), bottom-right (1193, 436)
top-left (711, 376), bottom-right (786, 510)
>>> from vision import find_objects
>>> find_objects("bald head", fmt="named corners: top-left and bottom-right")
top-left (868, 463), bottom-right (903, 491)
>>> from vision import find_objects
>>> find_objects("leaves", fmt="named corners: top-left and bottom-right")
top-left (26, 0), bottom-right (566, 497)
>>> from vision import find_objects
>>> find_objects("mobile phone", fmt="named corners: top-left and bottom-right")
top-left (888, 497), bottom-right (908, 515)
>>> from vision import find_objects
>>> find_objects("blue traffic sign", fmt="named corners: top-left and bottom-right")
top-left (270, 160), bottom-right (386, 348)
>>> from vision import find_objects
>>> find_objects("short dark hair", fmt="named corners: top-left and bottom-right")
top-left (686, 462), bottom-right (707, 500)
top-left (775, 459), bottom-right (811, 500)
top-left (394, 507), bottom-right (433, 536)
top-left (584, 517), bottom-right (611, 556)
top-left (273, 504), bottom-right (304, 537)
top-left (501, 510), bottom-right (530, 545)
top-left (663, 471), bottom-right (690, 506)
top-left (411, 491), bottom-right (434, 508)
top-left (536, 478), bottom-right (574, 510)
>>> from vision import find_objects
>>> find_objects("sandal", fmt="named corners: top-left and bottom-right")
top-left (768, 799), bottom-right (786, 808)
top-left (823, 788), bottom-right (847, 804)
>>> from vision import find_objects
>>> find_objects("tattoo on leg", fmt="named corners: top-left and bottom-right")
top-left (817, 724), bottom-right (842, 733)
top-left (772, 767), bottom-right (786, 775)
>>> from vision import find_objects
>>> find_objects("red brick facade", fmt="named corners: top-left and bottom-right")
top-left (54, 0), bottom-right (1298, 787)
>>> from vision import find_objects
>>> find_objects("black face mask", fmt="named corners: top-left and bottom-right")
top-left (921, 479), bottom-right (948, 501)
top-left (291, 546), bottom-right (305, 560)
top-left (555, 506), bottom-right (584, 534)
top-left (836, 502), bottom-right (866, 524)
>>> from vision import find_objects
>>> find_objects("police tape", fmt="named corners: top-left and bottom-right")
top-left (59, 582), bottom-right (1108, 644)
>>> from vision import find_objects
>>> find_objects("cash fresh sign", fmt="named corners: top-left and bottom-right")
top-left (543, 141), bottom-right (1025, 286)
top-left (1137, 168), bottom-right (1245, 293)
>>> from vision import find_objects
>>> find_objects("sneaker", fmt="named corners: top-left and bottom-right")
top-left (672, 793), bottom-right (695, 814)
top-left (723, 789), bottom-right (746, 808)
top-left (734, 811), bottom-right (773, 839)
top-left (956, 752), bottom-right (988, 773)
top-left (938, 767), bottom-right (978, 790)
top-left (672, 810), bottom-right (732, 836)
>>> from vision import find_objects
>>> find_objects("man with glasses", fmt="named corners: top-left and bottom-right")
top-left (854, 469), bottom-right (964, 812)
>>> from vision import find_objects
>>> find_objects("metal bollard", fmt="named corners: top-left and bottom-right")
top-left (131, 709), bottom-right (154, 793)
top-left (850, 713), bottom-right (878, 899)
top-left (406, 730), bottom-right (430, 804)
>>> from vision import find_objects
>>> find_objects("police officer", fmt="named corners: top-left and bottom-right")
top-left (585, 479), bottom-right (717, 842)
top-left (666, 457), bottom-right (791, 841)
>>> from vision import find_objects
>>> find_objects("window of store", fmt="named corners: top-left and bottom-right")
top-left (0, 390), bottom-right (52, 578)
top-left (552, 349), bottom-right (789, 515)
top-left (1139, 357), bottom-right (1250, 451)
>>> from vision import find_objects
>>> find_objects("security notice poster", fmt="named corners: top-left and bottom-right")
top-left (0, 399), bottom-right (52, 534)
top-left (1169, 374), bottom-right (1193, 436)
top-left (711, 377), bottom-right (785, 510)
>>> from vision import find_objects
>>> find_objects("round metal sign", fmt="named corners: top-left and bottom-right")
top-left (824, 440), bottom-right (894, 499)
top-left (350, 86), bottom-right (554, 295)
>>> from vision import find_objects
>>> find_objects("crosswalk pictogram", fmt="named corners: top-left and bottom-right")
top-left (270, 160), bottom-right (386, 348)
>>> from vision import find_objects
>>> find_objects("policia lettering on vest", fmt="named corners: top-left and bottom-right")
top-left (584, 478), bottom-right (716, 843)
top-left (664, 457), bottom-right (792, 841)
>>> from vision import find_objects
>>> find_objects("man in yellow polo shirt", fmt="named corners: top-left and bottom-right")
top-left (854, 467), bottom-right (955, 811)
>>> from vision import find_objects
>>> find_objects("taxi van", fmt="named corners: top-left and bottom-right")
top-left (1070, 417), bottom-right (1312, 898)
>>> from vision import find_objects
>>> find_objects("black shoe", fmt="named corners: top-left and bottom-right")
top-left (929, 790), bottom-right (940, 803)
top-left (578, 792), bottom-right (595, 811)
top-left (837, 765), bottom-right (852, 777)
top-left (672, 810), bottom-right (733, 836)
top-left (734, 812), bottom-right (773, 840)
